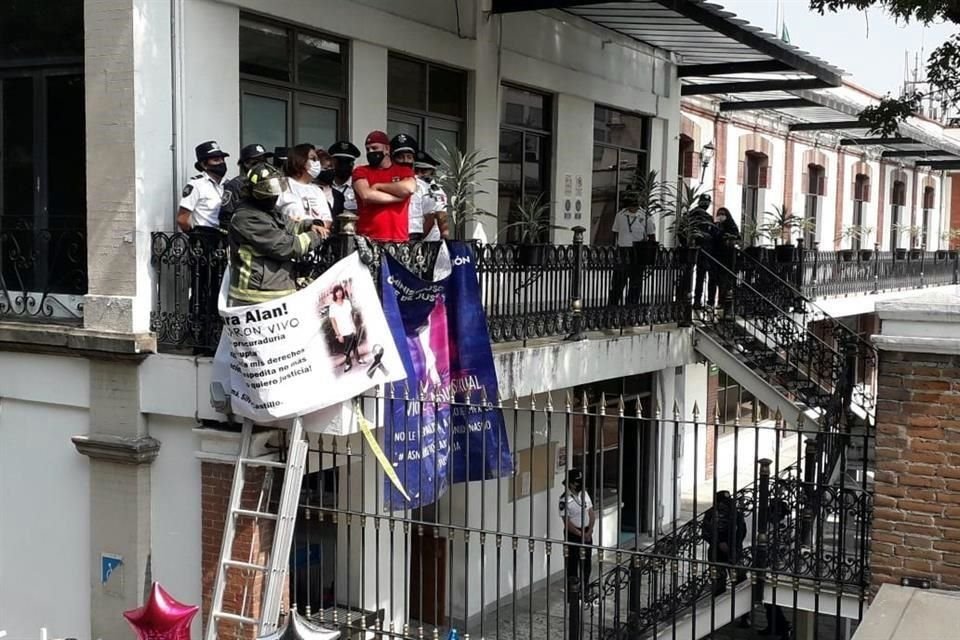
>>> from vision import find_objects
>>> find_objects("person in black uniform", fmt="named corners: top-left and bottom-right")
top-left (686, 194), bottom-right (716, 310)
top-left (707, 207), bottom-right (740, 309)
top-left (328, 140), bottom-right (361, 216)
top-left (272, 146), bottom-right (290, 171)
top-left (220, 143), bottom-right (273, 228)
top-left (701, 490), bottom-right (747, 596)
top-left (313, 148), bottom-right (346, 223)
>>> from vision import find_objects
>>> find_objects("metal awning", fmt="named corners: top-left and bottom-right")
top-left (714, 87), bottom-right (960, 166)
top-left (491, 0), bottom-right (844, 94)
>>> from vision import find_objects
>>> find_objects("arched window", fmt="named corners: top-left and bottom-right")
top-left (678, 134), bottom-right (697, 180)
top-left (852, 174), bottom-right (871, 251)
top-left (741, 151), bottom-right (769, 244)
top-left (922, 186), bottom-right (936, 248)
top-left (890, 181), bottom-right (907, 251)
top-left (803, 163), bottom-right (827, 245)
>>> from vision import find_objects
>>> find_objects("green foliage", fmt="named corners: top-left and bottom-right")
top-left (623, 169), bottom-right (670, 221)
top-left (840, 224), bottom-right (874, 245)
top-left (760, 204), bottom-right (814, 245)
top-left (666, 182), bottom-right (713, 246)
top-left (500, 193), bottom-right (564, 244)
top-left (809, 0), bottom-right (960, 132)
top-left (436, 142), bottom-right (496, 240)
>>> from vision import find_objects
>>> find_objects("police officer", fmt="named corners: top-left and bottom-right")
top-left (227, 162), bottom-right (327, 306)
top-left (177, 140), bottom-right (230, 233)
top-left (220, 143), bottom-right (273, 228)
top-left (559, 469), bottom-right (596, 599)
top-left (414, 150), bottom-right (450, 242)
top-left (389, 134), bottom-right (426, 240)
top-left (328, 140), bottom-right (361, 216)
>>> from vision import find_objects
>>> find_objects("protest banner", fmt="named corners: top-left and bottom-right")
top-left (212, 252), bottom-right (404, 427)
top-left (381, 242), bottom-right (513, 510)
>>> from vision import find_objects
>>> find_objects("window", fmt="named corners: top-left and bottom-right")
top-left (922, 186), bottom-right (935, 249)
top-left (498, 86), bottom-right (553, 241)
top-left (716, 370), bottom-right (771, 430)
top-left (852, 175), bottom-right (870, 252)
top-left (803, 164), bottom-right (826, 245)
top-left (678, 135), bottom-right (697, 180)
top-left (387, 54), bottom-right (467, 159)
top-left (890, 180), bottom-right (907, 251)
top-left (591, 106), bottom-right (650, 245)
top-left (1, 0), bottom-right (86, 308)
top-left (239, 17), bottom-right (346, 151)
top-left (741, 153), bottom-right (769, 245)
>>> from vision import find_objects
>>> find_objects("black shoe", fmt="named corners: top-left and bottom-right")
top-left (344, 362), bottom-right (353, 373)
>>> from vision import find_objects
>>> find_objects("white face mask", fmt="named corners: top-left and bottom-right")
top-left (307, 160), bottom-right (322, 179)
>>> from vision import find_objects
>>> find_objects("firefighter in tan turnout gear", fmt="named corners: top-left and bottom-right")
top-left (227, 162), bottom-right (327, 306)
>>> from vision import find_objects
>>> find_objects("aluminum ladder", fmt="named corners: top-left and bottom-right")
top-left (205, 416), bottom-right (308, 639)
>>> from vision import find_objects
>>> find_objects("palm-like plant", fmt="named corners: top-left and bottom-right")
top-left (500, 193), bottom-right (562, 244)
top-left (760, 204), bottom-right (813, 245)
top-left (666, 181), bottom-right (713, 247)
top-left (624, 169), bottom-right (669, 224)
top-left (436, 142), bottom-right (496, 240)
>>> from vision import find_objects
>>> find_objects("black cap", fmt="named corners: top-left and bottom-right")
top-left (413, 150), bottom-right (440, 170)
top-left (273, 146), bottom-right (290, 161)
top-left (328, 140), bottom-right (361, 159)
top-left (698, 194), bottom-right (713, 206)
top-left (390, 133), bottom-right (419, 156)
top-left (564, 469), bottom-right (584, 486)
top-left (239, 143), bottom-right (273, 163)
top-left (195, 140), bottom-right (229, 163)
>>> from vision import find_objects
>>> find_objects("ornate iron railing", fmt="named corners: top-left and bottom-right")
top-left (0, 221), bottom-right (86, 323)
top-left (149, 231), bottom-right (689, 352)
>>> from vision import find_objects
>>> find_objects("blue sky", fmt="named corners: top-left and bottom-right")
top-left (717, 0), bottom-right (955, 95)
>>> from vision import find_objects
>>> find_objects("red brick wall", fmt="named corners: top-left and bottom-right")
top-left (951, 175), bottom-right (960, 240)
top-left (872, 349), bottom-right (960, 590)
top-left (202, 462), bottom-right (282, 640)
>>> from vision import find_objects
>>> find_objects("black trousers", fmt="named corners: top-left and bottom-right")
top-left (608, 248), bottom-right (640, 305)
top-left (342, 332), bottom-right (361, 365)
top-left (565, 533), bottom-right (592, 598)
top-left (707, 543), bottom-right (746, 592)
top-left (764, 603), bottom-right (790, 636)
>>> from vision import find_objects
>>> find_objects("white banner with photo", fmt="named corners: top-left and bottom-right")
top-left (211, 252), bottom-right (404, 431)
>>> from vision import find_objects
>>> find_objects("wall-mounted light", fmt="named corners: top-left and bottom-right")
top-left (700, 141), bottom-right (716, 183)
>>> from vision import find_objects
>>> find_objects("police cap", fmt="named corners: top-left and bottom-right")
top-left (195, 140), bottom-right (229, 163)
top-left (390, 133), bottom-right (419, 157)
top-left (328, 140), bottom-right (361, 160)
top-left (273, 147), bottom-right (290, 162)
top-left (413, 150), bottom-right (440, 170)
top-left (239, 143), bottom-right (273, 163)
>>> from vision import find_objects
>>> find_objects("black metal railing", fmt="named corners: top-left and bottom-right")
top-left (766, 241), bottom-right (960, 299)
top-left (150, 230), bottom-right (689, 352)
top-left (0, 221), bottom-right (86, 323)
top-left (273, 391), bottom-right (873, 640)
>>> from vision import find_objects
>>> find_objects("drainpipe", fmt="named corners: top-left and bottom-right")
top-left (170, 0), bottom-right (184, 224)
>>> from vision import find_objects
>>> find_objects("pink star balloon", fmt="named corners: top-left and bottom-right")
top-left (124, 582), bottom-right (199, 640)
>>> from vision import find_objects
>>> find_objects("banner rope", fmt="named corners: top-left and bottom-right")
top-left (355, 400), bottom-right (412, 503)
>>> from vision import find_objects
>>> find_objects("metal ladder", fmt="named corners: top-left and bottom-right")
top-left (205, 416), bottom-right (308, 639)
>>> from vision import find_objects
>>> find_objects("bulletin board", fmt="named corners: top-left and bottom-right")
top-left (510, 442), bottom-right (558, 502)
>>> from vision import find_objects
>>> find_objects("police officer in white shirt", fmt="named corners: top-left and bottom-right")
top-left (177, 140), bottom-right (230, 233)
top-left (559, 468), bottom-right (596, 597)
top-left (609, 195), bottom-right (656, 305)
top-left (414, 151), bottom-right (449, 242)
top-left (328, 140), bottom-right (361, 215)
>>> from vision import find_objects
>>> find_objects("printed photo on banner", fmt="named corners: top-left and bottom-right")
top-left (211, 252), bottom-right (404, 425)
top-left (317, 281), bottom-right (370, 375)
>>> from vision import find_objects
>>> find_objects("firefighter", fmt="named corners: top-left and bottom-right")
top-left (227, 162), bottom-right (327, 306)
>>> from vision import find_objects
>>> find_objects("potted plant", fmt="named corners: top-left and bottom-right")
top-left (625, 169), bottom-right (669, 266)
top-left (501, 193), bottom-right (563, 266)
top-left (760, 204), bottom-right (813, 264)
top-left (437, 142), bottom-right (496, 240)
top-left (838, 225), bottom-right (874, 262)
top-left (666, 182), bottom-right (713, 264)
top-left (741, 220), bottom-right (769, 263)
top-left (938, 228), bottom-right (960, 260)
top-left (892, 223), bottom-right (921, 260)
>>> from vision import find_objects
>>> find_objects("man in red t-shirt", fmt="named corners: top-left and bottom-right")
top-left (352, 130), bottom-right (416, 242)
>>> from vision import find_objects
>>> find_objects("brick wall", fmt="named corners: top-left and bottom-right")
top-left (202, 462), bottom-right (283, 640)
top-left (872, 349), bottom-right (960, 590)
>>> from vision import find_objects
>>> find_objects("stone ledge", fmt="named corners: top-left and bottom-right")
top-left (72, 433), bottom-right (162, 465)
top-left (0, 321), bottom-right (156, 360)
top-left (873, 335), bottom-right (960, 356)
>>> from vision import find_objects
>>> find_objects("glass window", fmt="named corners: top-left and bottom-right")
top-left (1, 0), bottom-right (83, 61)
top-left (388, 55), bottom-right (427, 111)
top-left (296, 34), bottom-right (344, 94)
top-left (240, 20), bottom-right (290, 82)
top-left (590, 106), bottom-right (650, 245)
top-left (239, 16), bottom-right (347, 150)
top-left (297, 103), bottom-right (338, 150)
top-left (387, 55), bottom-right (466, 156)
top-left (241, 91), bottom-right (288, 152)
top-left (2, 77), bottom-right (34, 222)
top-left (428, 66), bottom-right (466, 118)
top-left (502, 86), bottom-right (548, 130)
top-left (594, 106), bottom-right (646, 149)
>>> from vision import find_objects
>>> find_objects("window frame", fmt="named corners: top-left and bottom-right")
top-left (386, 53), bottom-right (467, 157)
top-left (238, 14), bottom-right (348, 148)
top-left (591, 104), bottom-right (651, 245)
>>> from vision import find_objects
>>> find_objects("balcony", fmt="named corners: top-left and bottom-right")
top-left (149, 232), bottom-right (689, 354)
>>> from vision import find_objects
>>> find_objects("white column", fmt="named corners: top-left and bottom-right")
top-left (350, 42), bottom-right (389, 148)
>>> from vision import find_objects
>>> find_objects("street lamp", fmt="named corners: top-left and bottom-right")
top-left (700, 141), bottom-right (716, 184)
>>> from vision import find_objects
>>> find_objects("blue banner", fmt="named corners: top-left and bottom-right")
top-left (380, 242), bottom-right (513, 510)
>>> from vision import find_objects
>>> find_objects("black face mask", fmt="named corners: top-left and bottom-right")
top-left (252, 196), bottom-right (279, 212)
top-left (334, 160), bottom-right (354, 180)
top-left (366, 151), bottom-right (385, 168)
top-left (317, 169), bottom-right (336, 185)
top-left (206, 162), bottom-right (227, 180)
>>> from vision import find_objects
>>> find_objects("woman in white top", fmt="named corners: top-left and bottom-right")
top-left (278, 143), bottom-right (333, 233)
top-left (329, 285), bottom-right (364, 372)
